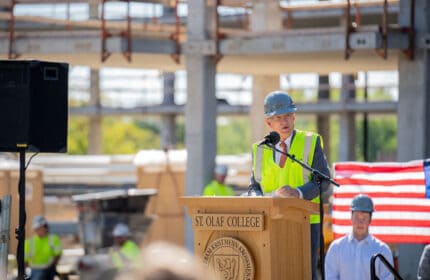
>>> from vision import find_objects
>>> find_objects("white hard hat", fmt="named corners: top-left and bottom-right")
top-left (32, 215), bottom-right (47, 230)
top-left (214, 165), bottom-right (228, 175)
top-left (112, 223), bottom-right (131, 237)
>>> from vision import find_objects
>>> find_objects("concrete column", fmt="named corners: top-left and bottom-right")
top-left (184, 0), bottom-right (217, 249)
top-left (87, 3), bottom-right (101, 155)
top-left (250, 0), bottom-right (283, 31)
top-left (161, 72), bottom-right (176, 149)
top-left (89, 2), bottom-right (98, 19)
top-left (338, 74), bottom-right (356, 161)
top-left (88, 68), bottom-right (102, 154)
top-left (249, 0), bottom-right (282, 143)
top-left (250, 76), bottom-right (279, 143)
top-left (317, 75), bottom-right (330, 163)
top-left (397, 1), bottom-right (430, 278)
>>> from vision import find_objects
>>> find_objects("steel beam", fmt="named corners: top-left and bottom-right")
top-left (68, 101), bottom-right (396, 116)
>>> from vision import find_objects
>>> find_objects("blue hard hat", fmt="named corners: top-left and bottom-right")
top-left (264, 91), bottom-right (297, 117)
top-left (351, 194), bottom-right (374, 213)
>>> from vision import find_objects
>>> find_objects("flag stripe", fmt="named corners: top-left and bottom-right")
top-left (333, 233), bottom-right (430, 243)
top-left (333, 197), bottom-right (430, 206)
top-left (332, 159), bottom-right (430, 244)
top-left (334, 192), bottom-right (425, 199)
top-left (332, 218), bottom-right (430, 227)
top-left (334, 163), bottom-right (423, 173)
top-left (332, 204), bottom-right (430, 212)
top-left (335, 178), bottom-right (425, 186)
top-left (333, 185), bottom-right (424, 193)
top-left (332, 211), bottom-right (430, 221)
top-left (332, 225), bottom-right (430, 235)
top-left (335, 172), bottom-right (425, 181)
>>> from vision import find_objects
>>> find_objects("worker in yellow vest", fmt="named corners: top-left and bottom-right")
top-left (110, 223), bottom-right (141, 270)
top-left (203, 164), bottom-right (235, 196)
top-left (251, 91), bottom-right (330, 280)
top-left (24, 215), bottom-right (62, 280)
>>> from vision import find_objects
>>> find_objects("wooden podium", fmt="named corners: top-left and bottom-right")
top-left (180, 197), bottom-right (318, 280)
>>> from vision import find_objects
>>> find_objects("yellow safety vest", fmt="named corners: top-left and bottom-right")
top-left (24, 234), bottom-right (62, 269)
top-left (111, 240), bottom-right (141, 269)
top-left (252, 130), bottom-right (321, 224)
top-left (203, 180), bottom-right (235, 196)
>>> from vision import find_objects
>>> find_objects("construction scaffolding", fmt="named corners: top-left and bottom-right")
top-left (1, 0), bottom-right (414, 63)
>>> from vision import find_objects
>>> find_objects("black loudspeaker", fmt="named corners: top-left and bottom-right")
top-left (0, 60), bottom-right (68, 153)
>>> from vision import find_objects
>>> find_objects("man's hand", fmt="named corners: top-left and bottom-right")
top-left (275, 185), bottom-right (299, 198)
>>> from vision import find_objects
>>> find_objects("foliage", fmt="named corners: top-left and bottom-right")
top-left (102, 117), bottom-right (160, 154)
top-left (67, 113), bottom-right (397, 163)
top-left (329, 115), bottom-right (340, 163)
top-left (329, 86), bottom-right (395, 102)
top-left (355, 115), bottom-right (397, 162)
top-left (174, 117), bottom-right (186, 149)
top-left (217, 117), bottom-right (250, 155)
top-left (67, 117), bottom-right (89, 154)
top-left (67, 116), bottom-right (160, 154)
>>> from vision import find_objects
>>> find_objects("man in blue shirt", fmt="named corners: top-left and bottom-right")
top-left (325, 194), bottom-right (393, 280)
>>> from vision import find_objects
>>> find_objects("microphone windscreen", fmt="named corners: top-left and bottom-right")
top-left (268, 131), bottom-right (280, 144)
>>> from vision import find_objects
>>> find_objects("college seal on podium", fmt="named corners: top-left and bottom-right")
top-left (203, 237), bottom-right (255, 280)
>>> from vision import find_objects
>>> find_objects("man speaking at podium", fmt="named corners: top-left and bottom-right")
top-left (250, 91), bottom-right (330, 280)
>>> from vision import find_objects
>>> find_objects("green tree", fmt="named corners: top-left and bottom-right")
top-left (217, 117), bottom-right (250, 155)
top-left (355, 115), bottom-right (397, 162)
top-left (174, 117), bottom-right (186, 149)
top-left (68, 117), bottom-right (89, 154)
top-left (67, 116), bottom-right (162, 155)
top-left (102, 117), bottom-right (160, 154)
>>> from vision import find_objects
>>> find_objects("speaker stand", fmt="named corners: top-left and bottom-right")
top-left (16, 148), bottom-right (27, 280)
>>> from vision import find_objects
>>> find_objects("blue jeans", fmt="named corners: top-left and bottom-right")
top-left (311, 223), bottom-right (321, 280)
top-left (30, 266), bottom-right (56, 280)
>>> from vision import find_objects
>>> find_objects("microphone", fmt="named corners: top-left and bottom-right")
top-left (258, 131), bottom-right (280, 146)
top-left (247, 179), bottom-right (263, 197)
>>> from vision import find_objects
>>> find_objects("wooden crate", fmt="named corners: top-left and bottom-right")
top-left (141, 215), bottom-right (184, 247)
top-left (137, 166), bottom-right (185, 245)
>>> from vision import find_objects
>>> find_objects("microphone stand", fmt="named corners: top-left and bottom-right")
top-left (16, 148), bottom-right (28, 280)
top-left (266, 143), bottom-right (339, 280)
top-left (247, 176), bottom-right (264, 196)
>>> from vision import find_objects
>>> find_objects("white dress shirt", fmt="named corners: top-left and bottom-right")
top-left (325, 233), bottom-right (394, 280)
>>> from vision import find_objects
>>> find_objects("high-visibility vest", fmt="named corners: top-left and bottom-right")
top-left (111, 240), bottom-right (141, 269)
top-left (252, 130), bottom-right (321, 224)
top-left (24, 234), bottom-right (62, 269)
top-left (203, 180), bottom-right (235, 196)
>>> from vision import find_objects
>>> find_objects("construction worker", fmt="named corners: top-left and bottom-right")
top-left (251, 91), bottom-right (330, 280)
top-left (325, 194), bottom-right (393, 280)
top-left (24, 215), bottom-right (62, 280)
top-left (203, 164), bottom-right (235, 196)
top-left (110, 223), bottom-right (141, 270)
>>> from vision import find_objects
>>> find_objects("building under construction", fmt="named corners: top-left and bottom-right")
top-left (0, 0), bottom-right (429, 279)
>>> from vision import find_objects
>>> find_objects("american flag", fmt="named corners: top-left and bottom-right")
top-left (332, 159), bottom-right (430, 243)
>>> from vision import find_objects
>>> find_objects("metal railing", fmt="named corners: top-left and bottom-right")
top-left (370, 253), bottom-right (403, 280)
